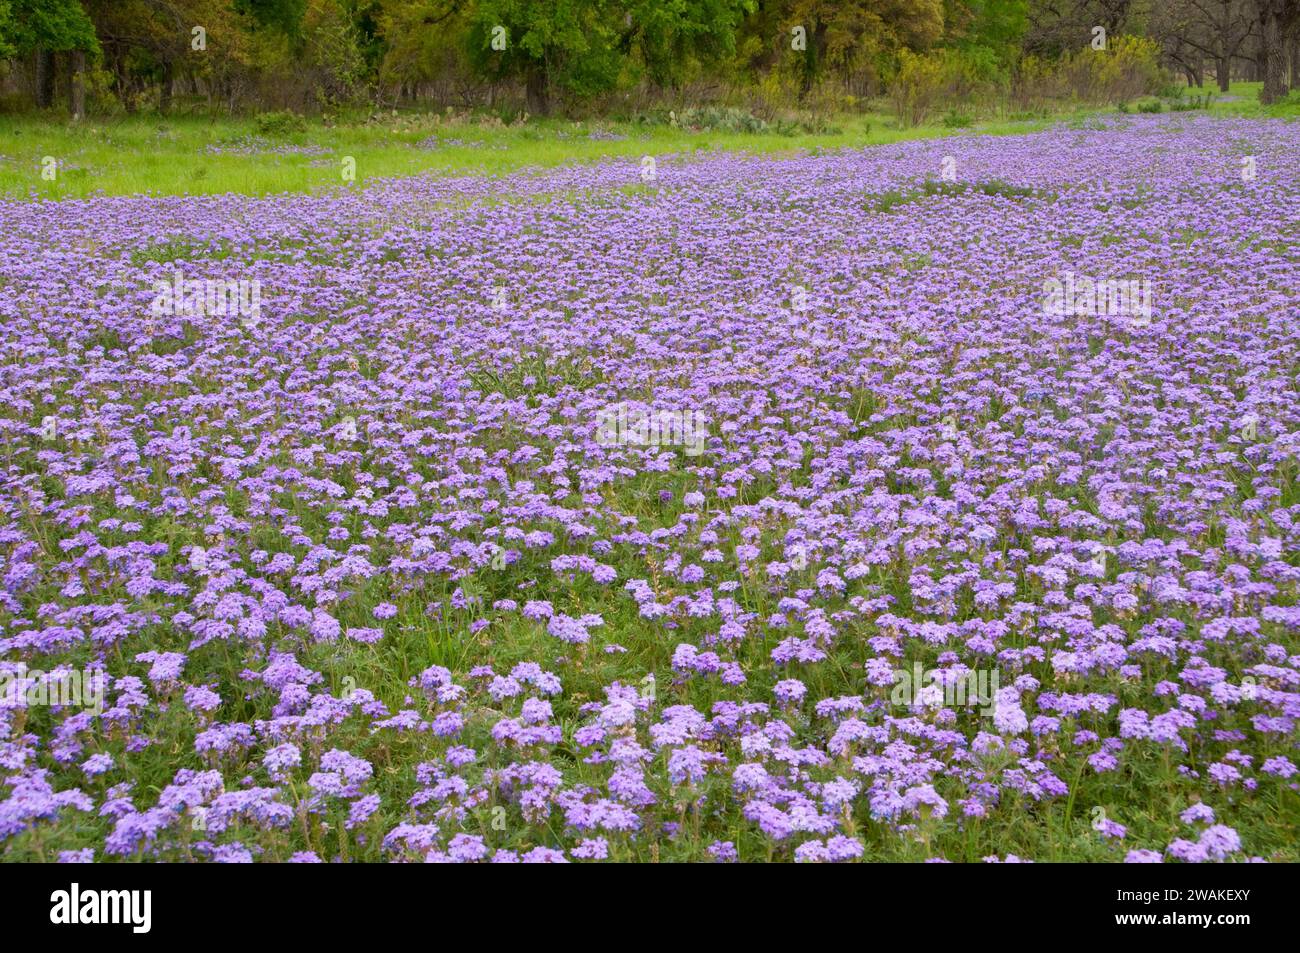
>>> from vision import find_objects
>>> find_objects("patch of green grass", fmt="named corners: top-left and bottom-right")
top-left (0, 101), bottom-right (1165, 203)
top-left (872, 177), bottom-right (1047, 212)
top-left (3, 82), bottom-right (1293, 203)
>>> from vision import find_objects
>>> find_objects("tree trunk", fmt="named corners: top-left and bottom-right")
top-left (1290, 23), bottom-right (1300, 89)
top-left (799, 22), bottom-right (827, 100)
top-left (69, 50), bottom-right (86, 120)
top-left (1258, 1), bottom-right (1288, 104)
top-left (525, 69), bottom-right (548, 116)
top-left (1217, 57), bottom-right (1231, 91)
top-left (109, 51), bottom-right (128, 109)
top-left (35, 49), bottom-right (55, 109)
top-left (159, 61), bottom-right (174, 114)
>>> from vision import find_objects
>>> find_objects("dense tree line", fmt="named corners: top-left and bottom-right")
top-left (0, 0), bottom-right (1296, 117)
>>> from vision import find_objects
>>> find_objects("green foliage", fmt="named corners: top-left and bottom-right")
top-left (627, 0), bottom-right (755, 88)
top-left (254, 109), bottom-right (309, 134)
top-left (891, 48), bottom-right (945, 125)
top-left (872, 176), bottom-right (1043, 211)
top-left (943, 0), bottom-right (1027, 66)
top-left (670, 104), bottom-right (770, 132)
top-left (0, 0), bottom-right (13, 60)
top-left (784, 0), bottom-right (946, 94)
top-left (0, 1), bottom-right (1206, 122)
top-left (235, 0), bottom-right (309, 38)
top-left (1162, 88), bottom-right (1214, 112)
top-left (300, 0), bottom-right (373, 105)
top-left (466, 0), bottom-right (625, 110)
top-left (890, 41), bottom-right (1021, 126)
top-left (376, 0), bottom-right (472, 91)
top-left (1014, 35), bottom-right (1166, 109)
top-left (8, 0), bottom-right (98, 54)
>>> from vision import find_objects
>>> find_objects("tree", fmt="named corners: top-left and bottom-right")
top-left (8, 0), bottom-right (98, 112)
top-left (466, 0), bottom-right (623, 115)
top-left (465, 0), bottom-right (757, 107)
top-left (375, 1), bottom-right (473, 105)
top-left (85, 0), bottom-right (187, 112)
top-left (1254, 0), bottom-right (1299, 102)
top-left (1291, 16), bottom-right (1300, 87)
top-left (84, 1), bottom-right (255, 113)
top-left (1025, 0), bottom-right (1135, 57)
top-left (234, 0), bottom-right (308, 39)
top-left (624, 0), bottom-right (754, 89)
top-left (0, 1), bottom-right (15, 61)
top-left (781, 0), bottom-right (946, 96)
top-left (1151, 0), bottom-right (1254, 91)
top-left (945, 0), bottom-right (1029, 69)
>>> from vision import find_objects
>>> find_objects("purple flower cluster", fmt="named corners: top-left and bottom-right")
top-left (0, 114), bottom-right (1296, 862)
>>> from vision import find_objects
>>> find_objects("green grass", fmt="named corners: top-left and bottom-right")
top-left (0, 114), bottom-right (990, 202)
top-left (1206, 81), bottom-right (1300, 117)
top-left (3, 84), bottom-right (1293, 203)
top-left (1116, 80), bottom-right (1300, 118)
top-left (0, 97), bottom-right (1230, 203)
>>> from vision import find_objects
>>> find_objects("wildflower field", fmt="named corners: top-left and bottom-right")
top-left (1, 113), bottom-right (1297, 864)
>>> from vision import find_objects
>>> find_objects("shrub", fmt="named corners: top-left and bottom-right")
top-left (670, 106), bottom-right (769, 134)
top-left (890, 48), bottom-right (1006, 128)
top-left (254, 110), bottom-right (308, 136)
top-left (891, 50), bottom-right (946, 127)
top-left (1058, 36), bottom-right (1164, 104)
top-left (1012, 36), bottom-right (1165, 109)
top-left (1168, 92), bottom-right (1214, 111)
